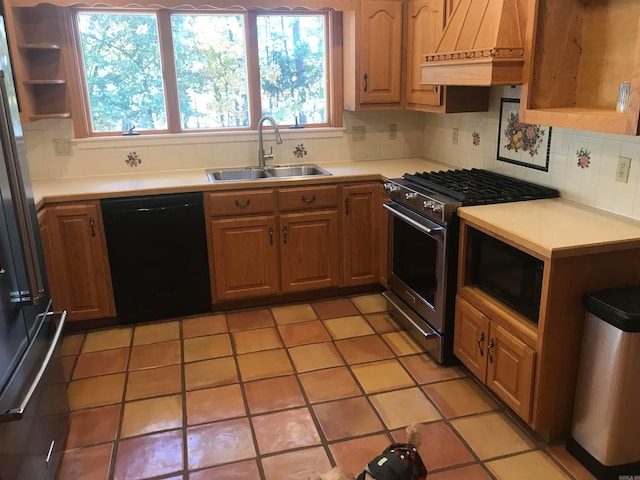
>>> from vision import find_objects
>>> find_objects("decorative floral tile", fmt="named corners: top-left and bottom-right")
top-left (576, 148), bottom-right (591, 169)
top-left (293, 144), bottom-right (307, 159)
top-left (472, 130), bottom-right (480, 147)
top-left (125, 151), bottom-right (141, 167)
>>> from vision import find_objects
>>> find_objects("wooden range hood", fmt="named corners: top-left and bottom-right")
top-left (421, 0), bottom-right (529, 86)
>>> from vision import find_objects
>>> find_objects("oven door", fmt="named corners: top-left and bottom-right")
top-left (384, 201), bottom-right (447, 334)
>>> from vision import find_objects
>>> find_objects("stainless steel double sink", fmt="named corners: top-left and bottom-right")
top-left (206, 164), bottom-right (331, 183)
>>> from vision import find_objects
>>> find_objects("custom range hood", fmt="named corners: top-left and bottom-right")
top-left (421, 0), bottom-right (529, 86)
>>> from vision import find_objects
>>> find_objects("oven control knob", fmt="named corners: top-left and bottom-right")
top-left (405, 192), bottom-right (419, 200)
top-left (384, 183), bottom-right (400, 193)
top-left (423, 201), bottom-right (442, 213)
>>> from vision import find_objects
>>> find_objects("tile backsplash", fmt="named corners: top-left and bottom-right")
top-left (23, 86), bottom-right (640, 221)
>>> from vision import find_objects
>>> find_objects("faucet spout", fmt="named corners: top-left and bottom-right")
top-left (258, 116), bottom-right (283, 168)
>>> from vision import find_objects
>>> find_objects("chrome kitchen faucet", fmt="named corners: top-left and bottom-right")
top-left (258, 115), bottom-right (283, 167)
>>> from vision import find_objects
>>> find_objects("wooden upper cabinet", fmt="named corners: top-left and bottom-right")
top-left (343, 0), bottom-right (404, 109)
top-left (39, 202), bottom-right (115, 321)
top-left (521, 0), bottom-right (640, 135)
top-left (406, 0), bottom-right (445, 107)
top-left (341, 183), bottom-right (378, 286)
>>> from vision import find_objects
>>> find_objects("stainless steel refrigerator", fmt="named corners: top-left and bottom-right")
top-left (0, 15), bottom-right (69, 480)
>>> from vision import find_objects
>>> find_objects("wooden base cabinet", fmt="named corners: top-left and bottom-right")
top-left (341, 183), bottom-right (378, 286)
top-left (454, 295), bottom-right (536, 421)
top-left (206, 186), bottom-right (341, 302)
top-left (209, 215), bottom-right (279, 300)
top-left (38, 201), bottom-right (115, 321)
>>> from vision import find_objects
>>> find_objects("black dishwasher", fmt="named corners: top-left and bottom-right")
top-left (101, 192), bottom-right (211, 324)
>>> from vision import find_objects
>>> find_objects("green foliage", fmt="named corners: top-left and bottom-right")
top-left (77, 13), bottom-right (167, 132)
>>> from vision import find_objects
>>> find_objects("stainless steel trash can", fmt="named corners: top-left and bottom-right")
top-left (566, 287), bottom-right (640, 480)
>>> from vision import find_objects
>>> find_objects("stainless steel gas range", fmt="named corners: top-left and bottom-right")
top-left (382, 168), bottom-right (559, 365)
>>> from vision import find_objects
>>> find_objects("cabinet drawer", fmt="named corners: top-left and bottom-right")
top-left (206, 189), bottom-right (276, 217)
top-left (278, 185), bottom-right (338, 212)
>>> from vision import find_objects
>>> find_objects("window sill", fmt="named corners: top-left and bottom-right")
top-left (72, 127), bottom-right (346, 150)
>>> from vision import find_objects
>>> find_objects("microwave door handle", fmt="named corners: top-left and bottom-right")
top-left (0, 72), bottom-right (46, 304)
top-left (383, 203), bottom-right (444, 236)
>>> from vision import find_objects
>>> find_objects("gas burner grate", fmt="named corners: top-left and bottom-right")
top-left (404, 168), bottom-right (559, 205)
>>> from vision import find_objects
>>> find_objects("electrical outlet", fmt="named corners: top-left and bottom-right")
top-left (616, 156), bottom-right (631, 183)
top-left (352, 125), bottom-right (366, 141)
top-left (388, 124), bottom-right (397, 140)
top-left (452, 127), bottom-right (459, 145)
top-left (53, 138), bottom-right (72, 156)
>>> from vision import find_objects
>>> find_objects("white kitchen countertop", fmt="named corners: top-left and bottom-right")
top-left (458, 198), bottom-right (640, 258)
top-left (31, 158), bottom-right (452, 207)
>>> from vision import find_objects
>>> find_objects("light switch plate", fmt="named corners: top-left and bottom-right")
top-left (53, 138), bottom-right (72, 156)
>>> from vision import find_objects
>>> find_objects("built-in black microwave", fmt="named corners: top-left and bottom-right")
top-left (469, 228), bottom-right (544, 323)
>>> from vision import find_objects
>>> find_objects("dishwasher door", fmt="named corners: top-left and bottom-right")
top-left (101, 192), bottom-right (211, 324)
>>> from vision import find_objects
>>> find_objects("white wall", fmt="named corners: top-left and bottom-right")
top-left (22, 109), bottom-right (426, 179)
top-left (422, 86), bottom-right (640, 220)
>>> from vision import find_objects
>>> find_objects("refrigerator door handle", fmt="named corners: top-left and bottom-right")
top-left (0, 310), bottom-right (67, 423)
top-left (0, 71), bottom-right (46, 304)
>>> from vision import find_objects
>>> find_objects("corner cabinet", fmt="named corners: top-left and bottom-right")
top-left (38, 201), bottom-right (116, 321)
top-left (343, 0), bottom-right (404, 109)
top-left (521, 0), bottom-right (640, 135)
top-left (3, 4), bottom-right (77, 122)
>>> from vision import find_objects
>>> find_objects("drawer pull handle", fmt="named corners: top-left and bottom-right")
top-left (301, 194), bottom-right (316, 203)
top-left (478, 332), bottom-right (485, 356)
top-left (363, 72), bottom-right (368, 92)
top-left (345, 197), bottom-right (350, 215)
top-left (283, 225), bottom-right (288, 244)
top-left (487, 338), bottom-right (495, 363)
top-left (235, 199), bottom-right (251, 208)
top-left (89, 216), bottom-right (96, 237)
top-left (268, 227), bottom-right (273, 245)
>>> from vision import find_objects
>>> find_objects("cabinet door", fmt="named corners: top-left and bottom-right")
top-left (43, 202), bottom-right (115, 321)
top-left (487, 323), bottom-right (536, 421)
top-left (342, 184), bottom-right (378, 286)
top-left (406, 0), bottom-right (445, 107)
top-left (453, 296), bottom-right (489, 382)
top-left (359, 0), bottom-right (403, 104)
top-left (280, 210), bottom-right (340, 293)
top-left (209, 215), bottom-right (279, 300)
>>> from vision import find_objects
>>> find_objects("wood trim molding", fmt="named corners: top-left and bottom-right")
top-left (9, 0), bottom-right (355, 9)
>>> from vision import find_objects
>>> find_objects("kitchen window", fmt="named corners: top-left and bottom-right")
top-left (74, 9), bottom-right (337, 136)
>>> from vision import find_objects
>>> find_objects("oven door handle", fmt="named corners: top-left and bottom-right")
top-left (383, 203), bottom-right (444, 236)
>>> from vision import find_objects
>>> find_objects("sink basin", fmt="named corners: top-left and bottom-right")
top-left (264, 164), bottom-right (331, 178)
top-left (206, 167), bottom-right (269, 182)
top-left (206, 164), bottom-right (331, 182)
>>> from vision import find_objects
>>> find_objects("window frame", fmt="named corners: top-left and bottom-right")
top-left (71, 7), bottom-right (343, 138)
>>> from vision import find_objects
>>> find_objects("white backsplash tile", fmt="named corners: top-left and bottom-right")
top-left (22, 86), bottom-right (640, 221)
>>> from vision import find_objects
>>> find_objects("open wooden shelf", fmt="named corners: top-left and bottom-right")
top-left (521, 0), bottom-right (640, 135)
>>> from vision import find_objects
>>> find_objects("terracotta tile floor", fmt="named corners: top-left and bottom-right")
top-left (57, 294), bottom-right (596, 480)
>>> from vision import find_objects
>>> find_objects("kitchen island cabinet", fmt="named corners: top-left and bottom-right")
top-left (456, 199), bottom-right (640, 442)
top-left (38, 201), bottom-right (115, 322)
